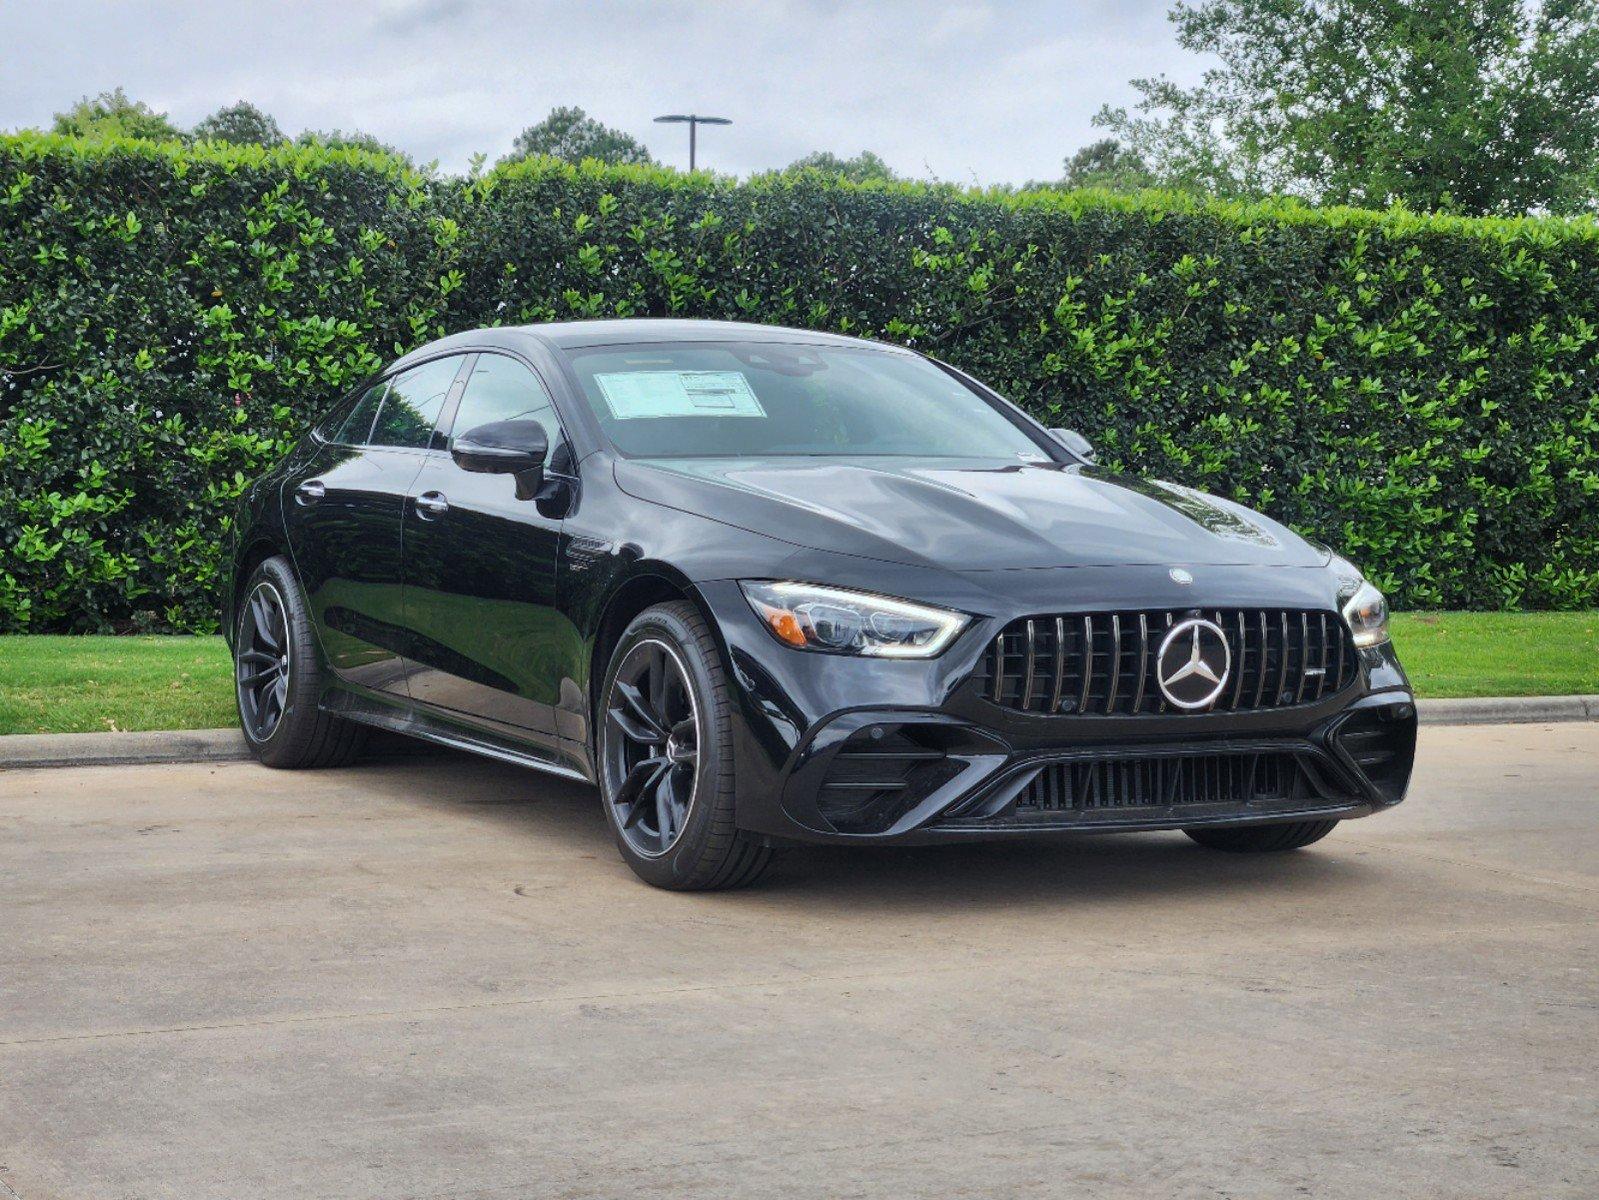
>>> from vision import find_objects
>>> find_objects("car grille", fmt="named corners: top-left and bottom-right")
top-left (1015, 749), bottom-right (1352, 812)
top-left (975, 608), bottom-right (1357, 716)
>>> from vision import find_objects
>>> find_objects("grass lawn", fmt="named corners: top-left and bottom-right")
top-left (0, 636), bottom-right (235, 735)
top-left (1390, 611), bottom-right (1597, 700)
top-left (0, 613), bottom-right (1593, 735)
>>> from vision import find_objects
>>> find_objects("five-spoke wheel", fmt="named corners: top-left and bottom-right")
top-left (233, 554), bottom-right (366, 768)
top-left (598, 602), bottom-right (773, 889)
top-left (237, 581), bottom-right (290, 742)
top-left (603, 638), bottom-right (700, 856)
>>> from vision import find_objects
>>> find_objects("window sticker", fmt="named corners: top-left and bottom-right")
top-left (594, 371), bottom-right (767, 420)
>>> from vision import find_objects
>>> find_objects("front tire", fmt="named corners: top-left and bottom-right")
top-left (598, 601), bottom-right (773, 890)
top-left (1184, 819), bottom-right (1339, 853)
top-left (234, 555), bottom-right (367, 769)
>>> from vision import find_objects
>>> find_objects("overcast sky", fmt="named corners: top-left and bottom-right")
top-left (0, 1), bottom-right (1204, 181)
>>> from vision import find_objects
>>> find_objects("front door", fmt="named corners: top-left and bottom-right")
top-left (401, 353), bottom-right (574, 746)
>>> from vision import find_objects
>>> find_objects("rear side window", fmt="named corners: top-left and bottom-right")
top-left (369, 356), bottom-right (463, 450)
top-left (332, 382), bottom-right (389, 445)
top-left (446, 354), bottom-right (566, 458)
top-left (313, 389), bottom-right (361, 442)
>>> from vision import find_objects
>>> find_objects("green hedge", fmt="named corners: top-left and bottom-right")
top-left (2, 132), bottom-right (1597, 631)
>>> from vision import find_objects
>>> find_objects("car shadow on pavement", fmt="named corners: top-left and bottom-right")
top-left (348, 749), bottom-right (1385, 913)
top-left (772, 836), bottom-right (1375, 915)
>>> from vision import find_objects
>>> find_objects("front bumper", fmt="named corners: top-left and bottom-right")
top-left (697, 575), bottom-right (1417, 846)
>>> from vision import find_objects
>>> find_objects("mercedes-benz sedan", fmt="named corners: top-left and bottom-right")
top-left (226, 320), bottom-right (1416, 889)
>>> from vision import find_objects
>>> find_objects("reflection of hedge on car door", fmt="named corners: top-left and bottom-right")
top-left (1, 132), bottom-right (1597, 632)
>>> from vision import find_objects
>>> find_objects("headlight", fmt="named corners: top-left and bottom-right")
top-left (1341, 580), bottom-right (1390, 649)
top-left (740, 581), bottom-right (969, 658)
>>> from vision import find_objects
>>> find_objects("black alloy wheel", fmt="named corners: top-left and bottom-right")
top-left (237, 581), bottom-right (290, 742)
top-left (597, 601), bottom-right (773, 890)
top-left (233, 554), bottom-right (367, 769)
top-left (604, 638), bottom-right (700, 857)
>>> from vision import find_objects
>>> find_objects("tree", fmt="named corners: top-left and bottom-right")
top-left (193, 100), bottom-right (285, 146)
top-left (296, 128), bottom-right (413, 164)
top-left (1095, 0), bottom-right (1599, 214)
top-left (782, 149), bottom-right (899, 183)
top-left (502, 106), bottom-right (655, 166)
top-left (1059, 138), bottom-right (1156, 190)
top-left (52, 88), bottom-right (185, 142)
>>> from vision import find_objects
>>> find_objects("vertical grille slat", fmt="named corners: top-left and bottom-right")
top-left (1253, 611), bottom-right (1269, 708)
top-left (1159, 611), bottom-right (1173, 713)
top-left (1132, 614), bottom-right (1150, 714)
top-left (1048, 616), bottom-right (1066, 714)
top-left (1294, 612), bottom-right (1310, 704)
top-left (984, 607), bottom-right (1355, 717)
top-left (1077, 615), bottom-right (1093, 716)
top-left (1229, 610), bottom-right (1246, 710)
top-left (1275, 612), bottom-right (1291, 705)
top-left (1333, 613), bottom-right (1347, 691)
top-left (1021, 619), bottom-right (1037, 713)
top-left (1317, 612), bottom-right (1331, 699)
top-left (1317, 614), bottom-right (1330, 700)
top-left (1105, 615), bottom-right (1122, 715)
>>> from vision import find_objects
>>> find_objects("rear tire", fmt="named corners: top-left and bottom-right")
top-left (598, 600), bottom-right (774, 890)
top-left (234, 555), bottom-right (367, 769)
top-left (1184, 819), bottom-right (1339, 853)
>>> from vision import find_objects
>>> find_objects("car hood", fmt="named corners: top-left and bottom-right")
top-left (614, 457), bottom-right (1329, 571)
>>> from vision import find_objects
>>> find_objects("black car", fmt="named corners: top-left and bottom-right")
top-left (225, 319), bottom-right (1416, 889)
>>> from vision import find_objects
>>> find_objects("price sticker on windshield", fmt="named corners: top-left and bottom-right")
top-left (594, 371), bottom-right (768, 420)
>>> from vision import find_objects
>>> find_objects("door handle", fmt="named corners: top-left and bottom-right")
top-left (294, 479), bottom-right (325, 506)
top-left (414, 490), bottom-right (450, 520)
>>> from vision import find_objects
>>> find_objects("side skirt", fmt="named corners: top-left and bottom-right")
top-left (322, 685), bottom-right (596, 785)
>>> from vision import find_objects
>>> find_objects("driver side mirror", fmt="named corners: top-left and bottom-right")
top-left (452, 419), bottom-right (549, 499)
top-left (1049, 427), bottom-right (1097, 464)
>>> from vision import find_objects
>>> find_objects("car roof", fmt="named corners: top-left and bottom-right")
top-left (518, 318), bottom-right (890, 350)
top-left (393, 320), bottom-right (901, 368)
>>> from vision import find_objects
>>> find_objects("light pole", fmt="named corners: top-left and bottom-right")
top-left (653, 113), bottom-right (732, 171)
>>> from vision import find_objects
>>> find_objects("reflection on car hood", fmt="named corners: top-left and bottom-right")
top-left (614, 457), bottom-right (1329, 571)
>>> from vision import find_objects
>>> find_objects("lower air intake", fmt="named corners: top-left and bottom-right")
top-left (816, 726), bottom-right (962, 834)
top-left (1334, 705), bottom-right (1417, 803)
top-left (1018, 749), bottom-right (1353, 812)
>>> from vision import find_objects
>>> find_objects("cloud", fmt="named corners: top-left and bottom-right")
top-left (0, 0), bottom-right (1200, 180)
top-left (370, 0), bottom-right (473, 36)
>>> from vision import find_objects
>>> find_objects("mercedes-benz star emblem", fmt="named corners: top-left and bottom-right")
top-left (1155, 617), bottom-right (1232, 710)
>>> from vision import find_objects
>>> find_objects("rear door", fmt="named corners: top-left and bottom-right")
top-left (400, 352), bottom-right (576, 746)
top-left (281, 356), bottom-right (466, 695)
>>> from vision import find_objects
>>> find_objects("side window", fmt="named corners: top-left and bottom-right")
top-left (313, 388), bottom-right (363, 441)
top-left (333, 381), bottom-right (389, 445)
top-left (368, 356), bottom-right (462, 450)
top-left (447, 355), bottom-right (567, 461)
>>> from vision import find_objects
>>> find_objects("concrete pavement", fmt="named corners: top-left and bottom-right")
top-left (1, 723), bottom-right (1596, 1199)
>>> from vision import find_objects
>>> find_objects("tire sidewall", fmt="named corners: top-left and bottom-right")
top-left (598, 606), bottom-right (729, 888)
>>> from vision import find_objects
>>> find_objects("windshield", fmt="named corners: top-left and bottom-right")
top-left (562, 341), bottom-right (1052, 460)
